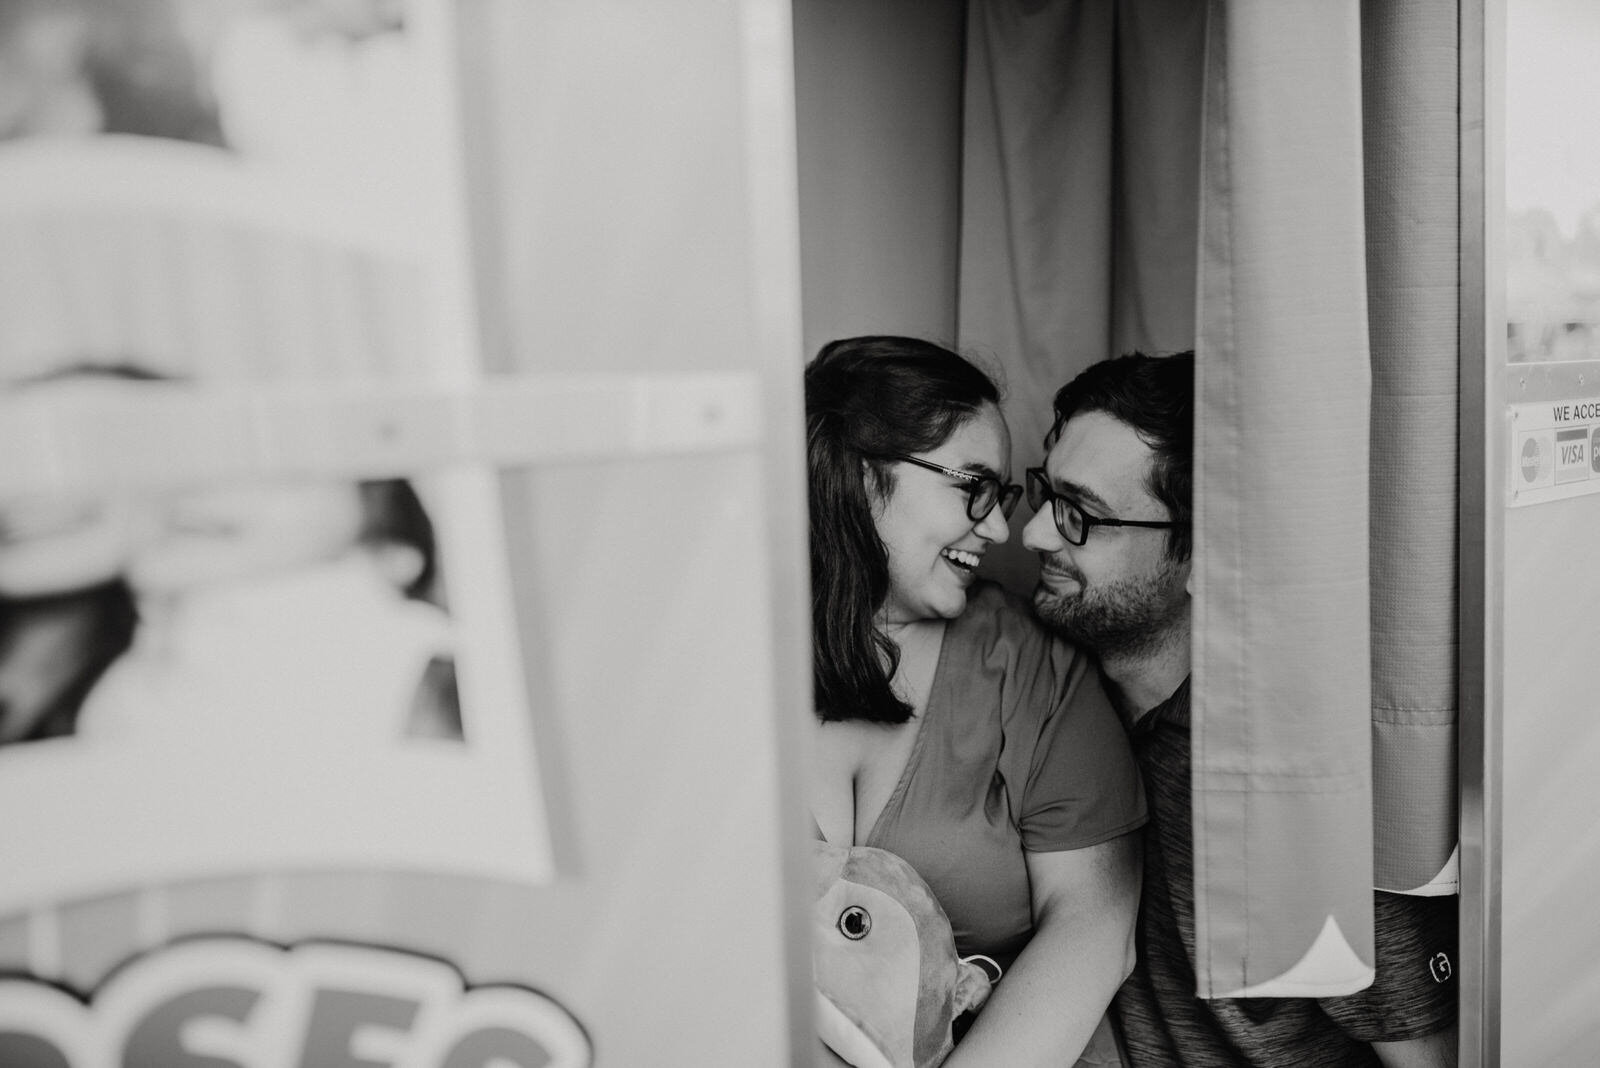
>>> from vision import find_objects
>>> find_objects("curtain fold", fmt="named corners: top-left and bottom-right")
top-left (1191, 0), bottom-right (1375, 998)
top-left (958, 0), bottom-right (1116, 470)
top-left (1111, 1), bottom-right (1205, 358)
top-left (1360, 0), bottom-right (1460, 897)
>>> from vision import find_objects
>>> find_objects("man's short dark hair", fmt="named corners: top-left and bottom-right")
top-left (1048, 351), bottom-right (1193, 560)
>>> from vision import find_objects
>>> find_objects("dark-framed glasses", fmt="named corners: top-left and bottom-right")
top-left (881, 453), bottom-right (1023, 522)
top-left (1024, 467), bottom-right (1181, 546)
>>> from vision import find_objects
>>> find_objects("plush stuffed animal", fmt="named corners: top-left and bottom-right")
top-left (813, 840), bottom-right (997, 1068)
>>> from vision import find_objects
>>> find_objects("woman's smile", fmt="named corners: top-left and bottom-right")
top-left (941, 546), bottom-right (982, 573)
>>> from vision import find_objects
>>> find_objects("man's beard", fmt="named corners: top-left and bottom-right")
top-left (1032, 558), bottom-right (1188, 658)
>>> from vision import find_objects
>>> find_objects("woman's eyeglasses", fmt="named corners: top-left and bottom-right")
top-left (880, 454), bottom-right (1023, 522)
top-left (1024, 468), bottom-right (1181, 546)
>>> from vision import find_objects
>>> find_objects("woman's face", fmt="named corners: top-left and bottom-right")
top-left (870, 401), bottom-right (1013, 625)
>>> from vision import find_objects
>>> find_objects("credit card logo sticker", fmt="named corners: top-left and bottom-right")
top-left (1520, 432), bottom-right (1553, 487)
top-left (1556, 428), bottom-right (1591, 485)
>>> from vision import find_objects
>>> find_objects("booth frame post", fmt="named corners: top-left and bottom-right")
top-left (1457, 0), bottom-right (1503, 1063)
top-left (737, 2), bottom-right (820, 1060)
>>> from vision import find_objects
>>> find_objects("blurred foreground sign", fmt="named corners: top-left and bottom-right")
top-left (0, 938), bottom-right (591, 1068)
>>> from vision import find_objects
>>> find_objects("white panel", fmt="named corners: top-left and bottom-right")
top-left (1494, 1), bottom-right (1600, 1063)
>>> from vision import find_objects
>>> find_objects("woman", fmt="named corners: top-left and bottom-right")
top-left (806, 336), bottom-right (1146, 1065)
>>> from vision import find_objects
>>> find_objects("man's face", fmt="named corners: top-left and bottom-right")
top-left (1020, 410), bottom-right (1189, 656)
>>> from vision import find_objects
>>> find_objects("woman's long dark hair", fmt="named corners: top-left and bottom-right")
top-left (805, 336), bottom-right (1000, 724)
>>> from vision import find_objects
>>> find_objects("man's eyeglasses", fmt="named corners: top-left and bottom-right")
top-left (880, 454), bottom-right (1023, 522)
top-left (1024, 468), bottom-right (1181, 546)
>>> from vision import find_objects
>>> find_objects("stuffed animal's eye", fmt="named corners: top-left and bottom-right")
top-left (838, 905), bottom-right (871, 940)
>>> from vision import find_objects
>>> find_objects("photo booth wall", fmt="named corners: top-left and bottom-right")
top-left (1469, 0), bottom-right (1600, 1062)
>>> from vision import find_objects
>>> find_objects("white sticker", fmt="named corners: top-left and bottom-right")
top-left (1508, 401), bottom-right (1600, 506)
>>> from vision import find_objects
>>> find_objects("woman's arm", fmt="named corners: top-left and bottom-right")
top-left (942, 831), bottom-right (1141, 1066)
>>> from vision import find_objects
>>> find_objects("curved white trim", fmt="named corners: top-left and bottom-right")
top-left (1383, 844), bottom-right (1460, 897)
top-left (1218, 914), bottom-right (1375, 998)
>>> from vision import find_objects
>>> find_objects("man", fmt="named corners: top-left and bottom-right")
top-left (1020, 351), bottom-right (1457, 1067)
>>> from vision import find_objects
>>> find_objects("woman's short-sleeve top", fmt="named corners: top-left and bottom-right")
top-left (865, 581), bottom-right (1147, 970)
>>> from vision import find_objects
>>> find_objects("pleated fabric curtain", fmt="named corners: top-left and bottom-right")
top-left (958, 0), bottom-right (1115, 474)
top-left (1191, 0), bottom-right (1375, 997)
top-left (959, 0), bottom-right (1460, 1000)
top-left (1360, 0), bottom-right (1460, 899)
top-left (958, 0), bottom-right (1203, 466)
top-left (1192, 0), bottom-right (1462, 995)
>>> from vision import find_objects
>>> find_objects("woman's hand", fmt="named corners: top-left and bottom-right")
top-left (942, 831), bottom-right (1142, 1067)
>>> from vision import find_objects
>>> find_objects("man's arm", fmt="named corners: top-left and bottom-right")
top-left (943, 832), bottom-right (1141, 1067)
top-left (1373, 1029), bottom-right (1457, 1068)
top-left (1321, 891), bottom-right (1458, 1067)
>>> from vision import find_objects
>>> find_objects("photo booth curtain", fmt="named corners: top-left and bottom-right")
top-left (1191, 0), bottom-right (1376, 998)
top-left (1359, 0), bottom-right (1460, 900)
top-left (959, 0), bottom-right (1459, 999)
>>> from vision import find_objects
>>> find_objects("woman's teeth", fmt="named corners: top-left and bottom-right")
top-left (942, 548), bottom-right (980, 571)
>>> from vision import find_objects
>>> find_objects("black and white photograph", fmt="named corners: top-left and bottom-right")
top-left (1, 1), bottom-right (1595, 1066)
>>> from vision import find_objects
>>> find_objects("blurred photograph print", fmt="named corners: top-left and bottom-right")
top-left (0, 0), bottom-right (555, 919)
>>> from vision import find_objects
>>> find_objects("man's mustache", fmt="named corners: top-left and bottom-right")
top-left (1035, 554), bottom-right (1085, 587)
